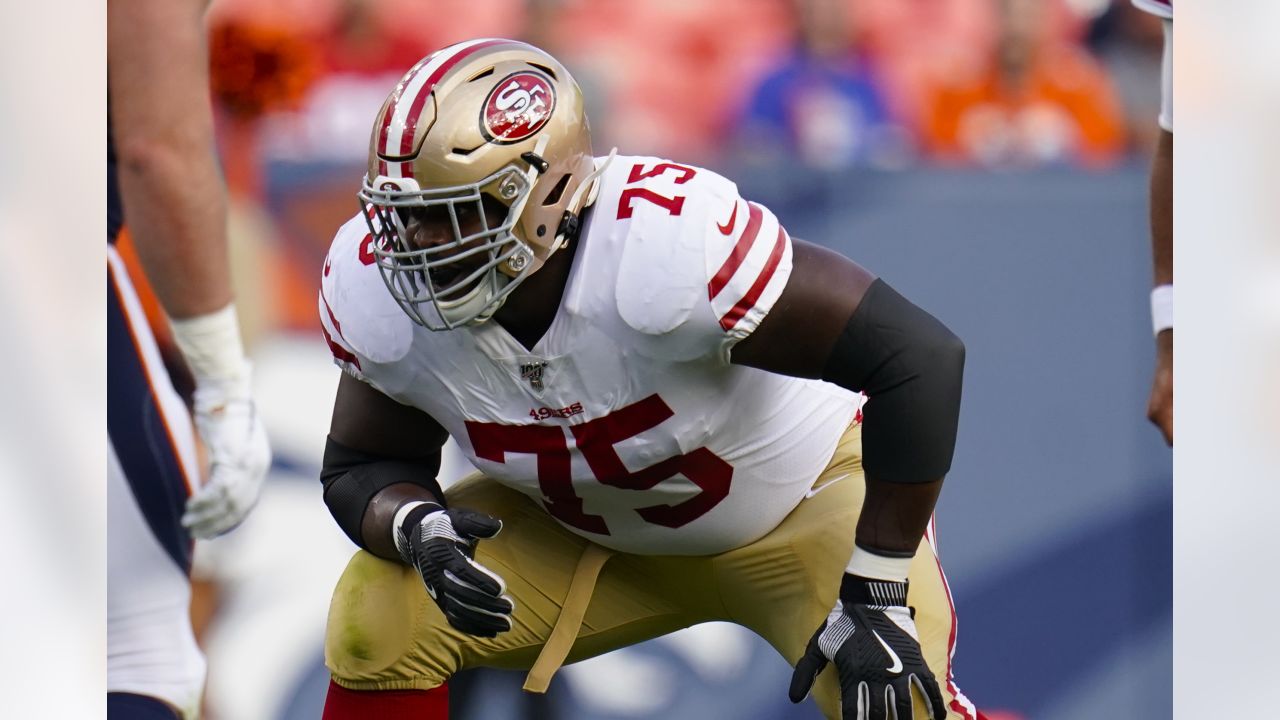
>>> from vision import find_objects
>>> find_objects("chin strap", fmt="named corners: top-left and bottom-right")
top-left (553, 147), bottom-right (617, 252)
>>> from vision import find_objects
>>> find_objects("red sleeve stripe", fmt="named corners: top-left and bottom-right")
top-left (321, 322), bottom-right (362, 370)
top-left (718, 226), bottom-right (787, 332)
top-left (321, 324), bottom-right (362, 370)
top-left (708, 202), bottom-right (765, 301)
top-left (319, 290), bottom-right (363, 369)
top-left (321, 289), bottom-right (349, 342)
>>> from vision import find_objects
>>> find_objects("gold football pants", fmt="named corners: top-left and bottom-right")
top-left (325, 424), bottom-right (974, 719)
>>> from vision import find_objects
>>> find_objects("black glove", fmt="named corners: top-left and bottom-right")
top-left (789, 574), bottom-right (947, 720)
top-left (395, 503), bottom-right (515, 637)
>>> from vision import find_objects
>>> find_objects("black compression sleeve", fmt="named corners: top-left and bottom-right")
top-left (821, 279), bottom-right (965, 483)
top-left (321, 435), bottom-right (444, 548)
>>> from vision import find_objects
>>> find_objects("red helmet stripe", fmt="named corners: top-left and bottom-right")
top-left (377, 38), bottom-right (512, 166)
top-left (399, 38), bottom-right (510, 156)
top-left (376, 55), bottom-right (431, 161)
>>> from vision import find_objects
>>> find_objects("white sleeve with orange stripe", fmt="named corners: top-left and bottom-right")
top-left (317, 213), bottom-right (414, 387)
top-left (612, 160), bottom-right (793, 363)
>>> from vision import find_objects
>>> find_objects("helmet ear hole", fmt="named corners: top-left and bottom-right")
top-left (541, 173), bottom-right (571, 206)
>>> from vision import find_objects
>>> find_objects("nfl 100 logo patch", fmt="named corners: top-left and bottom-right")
top-left (519, 361), bottom-right (549, 391)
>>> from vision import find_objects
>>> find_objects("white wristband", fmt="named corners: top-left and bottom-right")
top-left (846, 546), bottom-right (913, 582)
top-left (1151, 284), bottom-right (1173, 336)
top-left (391, 501), bottom-right (432, 556)
top-left (169, 303), bottom-right (250, 384)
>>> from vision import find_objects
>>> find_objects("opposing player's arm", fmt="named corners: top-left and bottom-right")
top-left (108, 0), bottom-right (231, 318)
top-left (324, 373), bottom-right (449, 559)
top-left (110, 0), bottom-right (272, 539)
top-left (732, 239), bottom-right (964, 556)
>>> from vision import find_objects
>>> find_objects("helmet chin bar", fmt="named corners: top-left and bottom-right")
top-left (415, 260), bottom-right (508, 329)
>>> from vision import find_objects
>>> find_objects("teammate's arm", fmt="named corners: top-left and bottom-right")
top-left (108, 0), bottom-right (270, 539)
top-left (1141, 5), bottom-right (1173, 445)
top-left (325, 374), bottom-right (515, 637)
top-left (1147, 131), bottom-right (1173, 445)
top-left (733, 240), bottom-right (963, 719)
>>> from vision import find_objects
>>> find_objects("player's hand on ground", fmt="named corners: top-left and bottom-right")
top-left (182, 372), bottom-right (272, 539)
top-left (396, 504), bottom-right (515, 637)
top-left (789, 575), bottom-right (946, 720)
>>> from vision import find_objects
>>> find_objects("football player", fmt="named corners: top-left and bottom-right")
top-left (318, 39), bottom-right (977, 720)
top-left (1133, 0), bottom-right (1173, 445)
top-left (108, 0), bottom-right (272, 717)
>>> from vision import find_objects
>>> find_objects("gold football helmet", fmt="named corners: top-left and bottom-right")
top-left (358, 38), bottom-right (608, 330)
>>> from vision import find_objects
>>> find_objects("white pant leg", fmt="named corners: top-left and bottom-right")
top-left (107, 250), bottom-right (206, 718)
top-left (107, 442), bottom-right (206, 719)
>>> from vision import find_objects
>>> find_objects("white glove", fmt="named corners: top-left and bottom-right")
top-left (170, 304), bottom-right (272, 539)
top-left (180, 368), bottom-right (271, 538)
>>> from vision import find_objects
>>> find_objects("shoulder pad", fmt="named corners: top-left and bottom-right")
top-left (318, 214), bottom-right (414, 372)
top-left (607, 157), bottom-right (793, 361)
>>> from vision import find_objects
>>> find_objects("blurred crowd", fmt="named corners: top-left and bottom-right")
top-left (191, 0), bottom-right (1165, 336)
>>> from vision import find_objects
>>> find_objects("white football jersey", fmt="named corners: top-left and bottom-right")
top-left (1132, 0), bottom-right (1171, 20)
top-left (1133, 0), bottom-right (1173, 132)
top-left (320, 156), bottom-right (863, 555)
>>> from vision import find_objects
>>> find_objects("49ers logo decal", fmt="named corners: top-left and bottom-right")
top-left (481, 71), bottom-right (555, 144)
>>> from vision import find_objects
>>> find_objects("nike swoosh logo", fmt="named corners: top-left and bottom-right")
top-left (871, 628), bottom-right (904, 674)
top-left (805, 474), bottom-right (849, 499)
top-left (716, 202), bottom-right (739, 235)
